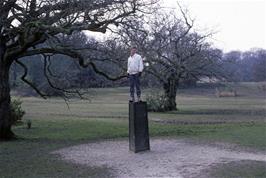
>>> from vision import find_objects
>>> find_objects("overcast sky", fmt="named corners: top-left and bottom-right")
top-left (163, 0), bottom-right (266, 52)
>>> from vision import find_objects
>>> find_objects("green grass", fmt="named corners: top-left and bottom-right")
top-left (206, 160), bottom-right (266, 178)
top-left (1, 119), bottom-right (265, 177)
top-left (198, 123), bottom-right (266, 150)
top-left (0, 139), bottom-right (113, 178)
top-left (1, 119), bottom-right (128, 178)
top-left (15, 118), bottom-right (128, 141)
top-left (1, 83), bottom-right (266, 177)
top-left (1, 117), bottom-right (264, 177)
top-left (13, 118), bottom-right (266, 149)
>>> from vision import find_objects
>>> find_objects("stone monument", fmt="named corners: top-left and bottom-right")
top-left (129, 101), bottom-right (150, 153)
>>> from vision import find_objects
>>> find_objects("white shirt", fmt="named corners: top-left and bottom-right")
top-left (127, 53), bottom-right (144, 74)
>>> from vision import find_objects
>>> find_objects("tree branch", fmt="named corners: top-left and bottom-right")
top-left (19, 47), bottom-right (127, 81)
top-left (15, 59), bottom-right (48, 99)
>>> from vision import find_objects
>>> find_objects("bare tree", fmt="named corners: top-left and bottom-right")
top-left (0, 0), bottom-right (158, 140)
top-left (118, 10), bottom-right (223, 111)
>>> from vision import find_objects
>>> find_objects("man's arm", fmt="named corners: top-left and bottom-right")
top-left (127, 57), bottom-right (130, 75)
top-left (138, 56), bottom-right (144, 76)
top-left (139, 56), bottom-right (144, 72)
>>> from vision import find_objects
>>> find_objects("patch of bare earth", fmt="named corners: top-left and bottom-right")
top-left (53, 138), bottom-right (266, 178)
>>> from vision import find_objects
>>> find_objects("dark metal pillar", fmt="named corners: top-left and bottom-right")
top-left (129, 101), bottom-right (150, 153)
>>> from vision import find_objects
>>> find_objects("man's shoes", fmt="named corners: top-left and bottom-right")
top-left (129, 96), bottom-right (141, 102)
top-left (129, 97), bottom-right (135, 102)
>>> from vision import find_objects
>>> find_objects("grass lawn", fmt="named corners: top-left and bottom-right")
top-left (1, 83), bottom-right (265, 177)
top-left (1, 119), bottom-right (265, 178)
top-left (206, 160), bottom-right (266, 178)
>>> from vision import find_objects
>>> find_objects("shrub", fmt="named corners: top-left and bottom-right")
top-left (10, 98), bottom-right (25, 125)
top-left (146, 91), bottom-right (169, 112)
top-left (258, 84), bottom-right (266, 92)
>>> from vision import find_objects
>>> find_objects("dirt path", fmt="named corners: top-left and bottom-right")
top-left (53, 138), bottom-right (266, 178)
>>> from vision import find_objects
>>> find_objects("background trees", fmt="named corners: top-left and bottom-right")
top-left (221, 49), bottom-right (266, 82)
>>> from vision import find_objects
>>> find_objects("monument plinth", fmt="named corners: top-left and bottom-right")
top-left (129, 101), bottom-right (150, 153)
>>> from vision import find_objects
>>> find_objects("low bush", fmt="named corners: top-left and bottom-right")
top-left (146, 91), bottom-right (169, 112)
top-left (10, 98), bottom-right (25, 125)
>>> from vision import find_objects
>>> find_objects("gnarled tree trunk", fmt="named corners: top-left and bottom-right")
top-left (163, 76), bottom-right (178, 111)
top-left (0, 44), bottom-right (14, 140)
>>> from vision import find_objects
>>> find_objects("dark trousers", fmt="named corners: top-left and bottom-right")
top-left (129, 74), bottom-right (141, 98)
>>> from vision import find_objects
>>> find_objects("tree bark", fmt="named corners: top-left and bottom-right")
top-left (163, 77), bottom-right (178, 111)
top-left (0, 45), bottom-right (14, 140)
top-left (12, 62), bottom-right (18, 88)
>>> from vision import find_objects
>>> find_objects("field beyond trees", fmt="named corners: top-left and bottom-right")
top-left (1, 82), bottom-right (266, 178)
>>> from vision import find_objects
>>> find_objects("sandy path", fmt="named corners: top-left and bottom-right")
top-left (53, 138), bottom-right (266, 178)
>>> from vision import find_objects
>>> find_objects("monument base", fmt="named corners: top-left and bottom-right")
top-left (129, 101), bottom-right (150, 153)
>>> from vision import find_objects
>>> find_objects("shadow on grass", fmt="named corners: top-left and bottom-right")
top-left (0, 137), bottom-right (114, 178)
top-left (199, 160), bottom-right (266, 178)
top-left (166, 109), bottom-right (266, 116)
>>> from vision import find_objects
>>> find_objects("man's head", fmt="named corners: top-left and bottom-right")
top-left (130, 46), bottom-right (137, 56)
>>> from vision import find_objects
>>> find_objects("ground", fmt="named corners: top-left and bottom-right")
top-left (54, 138), bottom-right (266, 178)
top-left (1, 82), bottom-right (266, 177)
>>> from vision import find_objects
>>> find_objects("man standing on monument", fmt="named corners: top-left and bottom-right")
top-left (127, 46), bottom-right (144, 102)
